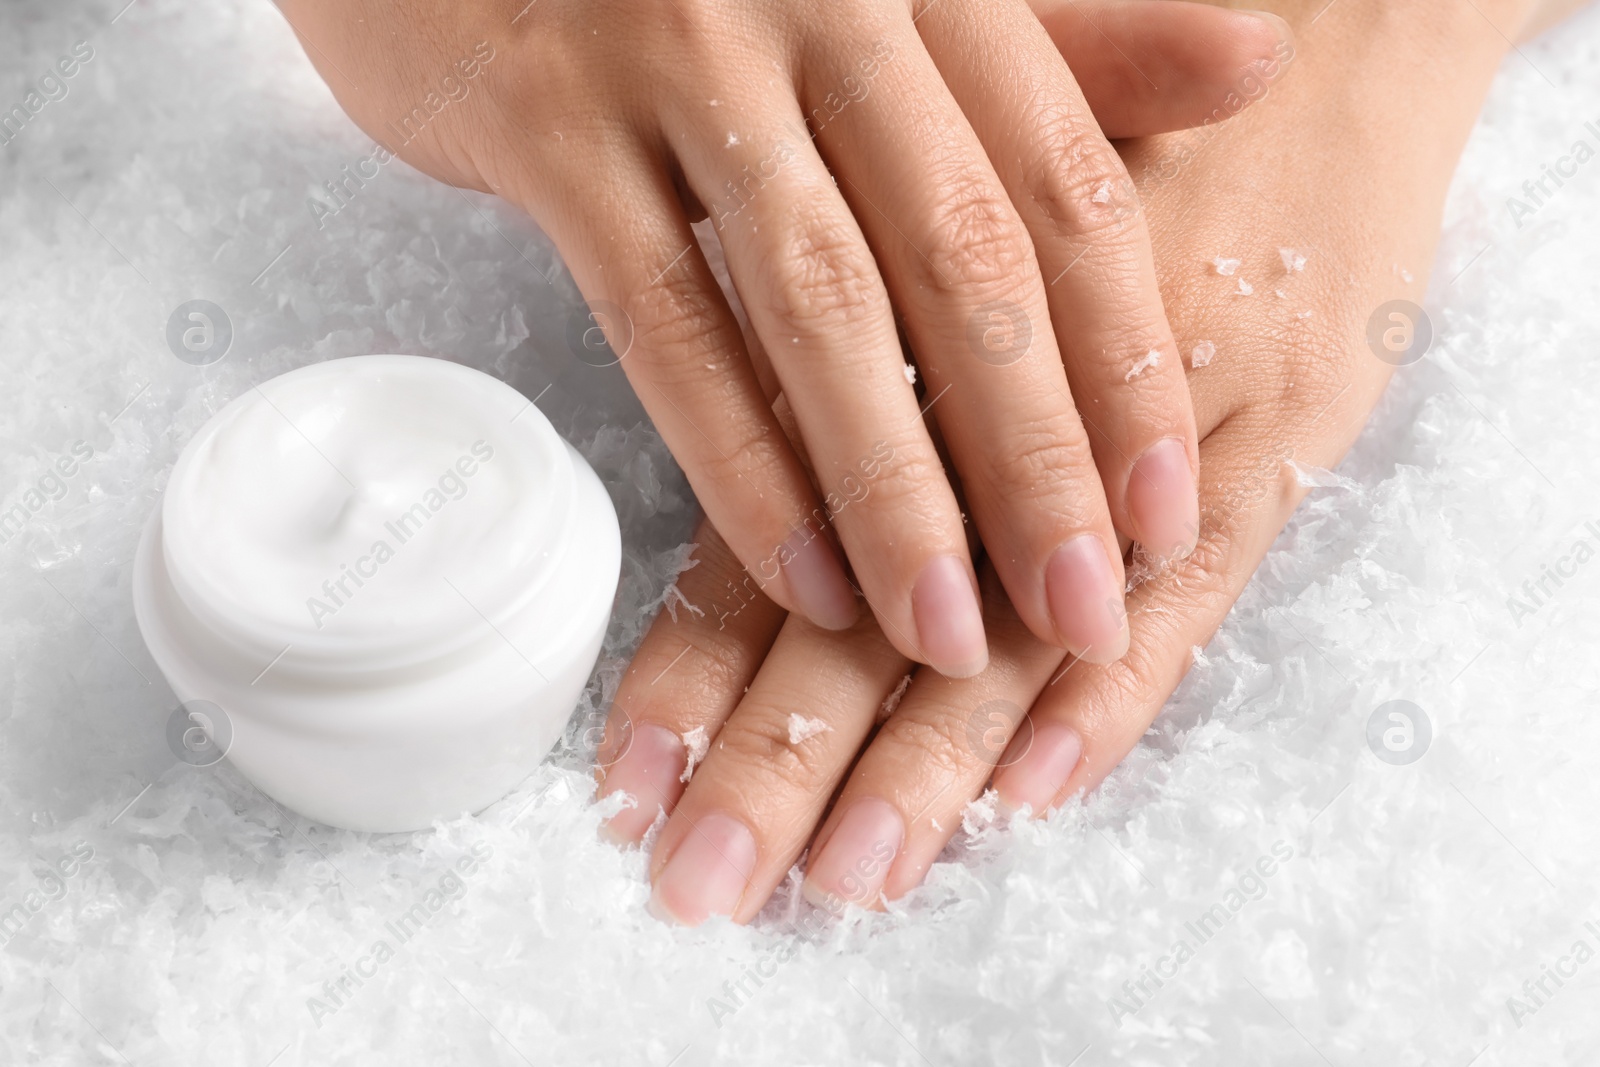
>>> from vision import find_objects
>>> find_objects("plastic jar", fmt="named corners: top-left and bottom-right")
top-left (133, 355), bottom-right (620, 831)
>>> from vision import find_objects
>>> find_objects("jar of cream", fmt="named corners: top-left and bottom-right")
top-left (133, 355), bottom-right (620, 832)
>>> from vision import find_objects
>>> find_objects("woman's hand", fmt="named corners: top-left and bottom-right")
top-left (596, 0), bottom-right (1573, 923)
top-left (277, 0), bottom-right (1289, 676)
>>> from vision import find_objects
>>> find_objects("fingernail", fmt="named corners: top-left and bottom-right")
top-left (802, 798), bottom-right (905, 912)
top-left (1127, 438), bottom-right (1200, 562)
top-left (912, 555), bottom-right (988, 678)
top-left (993, 723), bottom-right (1083, 816)
top-left (779, 528), bottom-right (859, 631)
top-left (1045, 535), bottom-right (1129, 664)
top-left (1238, 9), bottom-right (1293, 45)
top-left (598, 723), bottom-right (685, 845)
top-left (648, 812), bottom-right (758, 926)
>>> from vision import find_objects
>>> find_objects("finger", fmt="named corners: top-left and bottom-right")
top-left (595, 517), bottom-right (787, 844)
top-left (804, 23), bottom-right (1133, 666)
top-left (1034, 0), bottom-right (1294, 137)
top-left (802, 562), bottom-right (1064, 910)
top-left (992, 413), bottom-right (1305, 813)
top-left (645, 613), bottom-right (912, 925)
top-left (920, 0), bottom-right (1204, 561)
top-left (529, 150), bottom-right (860, 634)
top-left (670, 91), bottom-right (990, 677)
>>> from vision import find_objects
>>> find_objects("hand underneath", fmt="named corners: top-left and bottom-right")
top-left (594, 0), bottom-right (1577, 923)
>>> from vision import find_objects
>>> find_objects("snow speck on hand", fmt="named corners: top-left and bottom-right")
top-left (1237, 278), bottom-right (1255, 296)
top-left (1124, 348), bottom-right (1162, 381)
top-left (1092, 181), bottom-right (1114, 205)
top-left (1212, 256), bottom-right (1241, 276)
top-left (1279, 247), bottom-right (1308, 272)
top-left (680, 725), bottom-right (710, 783)
top-left (903, 362), bottom-right (917, 385)
top-left (878, 673), bottom-right (913, 722)
top-left (787, 714), bottom-right (832, 745)
top-left (1190, 341), bottom-right (1217, 368)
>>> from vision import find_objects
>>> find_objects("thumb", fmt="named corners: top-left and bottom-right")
top-left (1033, 0), bottom-right (1294, 138)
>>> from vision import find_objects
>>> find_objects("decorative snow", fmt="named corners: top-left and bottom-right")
top-left (1190, 341), bottom-right (1217, 368)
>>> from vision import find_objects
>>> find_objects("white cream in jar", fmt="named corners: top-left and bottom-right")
top-left (133, 355), bottom-right (620, 831)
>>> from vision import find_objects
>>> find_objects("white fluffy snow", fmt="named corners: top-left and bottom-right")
top-left (2, 3), bottom-right (1599, 1065)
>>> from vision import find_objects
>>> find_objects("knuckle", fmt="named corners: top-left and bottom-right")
top-left (636, 379), bottom-right (794, 509)
top-left (920, 176), bottom-right (1037, 295)
top-left (618, 286), bottom-right (799, 503)
top-left (620, 640), bottom-right (741, 723)
top-left (713, 712), bottom-right (835, 793)
top-left (985, 421), bottom-right (1099, 507)
top-left (873, 711), bottom-right (974, 779)
top-left (1076, 653), bottom-right (1157, 740)
top-left (1023, 112), bottom-right (1141, 237)
top-left (844, 444), bottom-right (951, 521)
top-left (624, 270), bottom-right (739, 379)
top-left (688, 634), bottom-right (757, 694)
top-left (757, 213), bottom-right (885, 333)
top-left (692, 418), bottom-right (792, 501)
top-left (719, 414), bottom-right (788, 475)
top-left (1078, 329), bottom-right (1186, 402)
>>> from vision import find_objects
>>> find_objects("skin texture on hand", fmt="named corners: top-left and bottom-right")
top-left (597, 0), bottom-right (1583, 924)
top-left (276, 0), bottom-right (1290, 681)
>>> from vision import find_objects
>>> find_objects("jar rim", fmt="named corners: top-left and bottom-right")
top-left (159, 356), bottom-right (578, 671)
